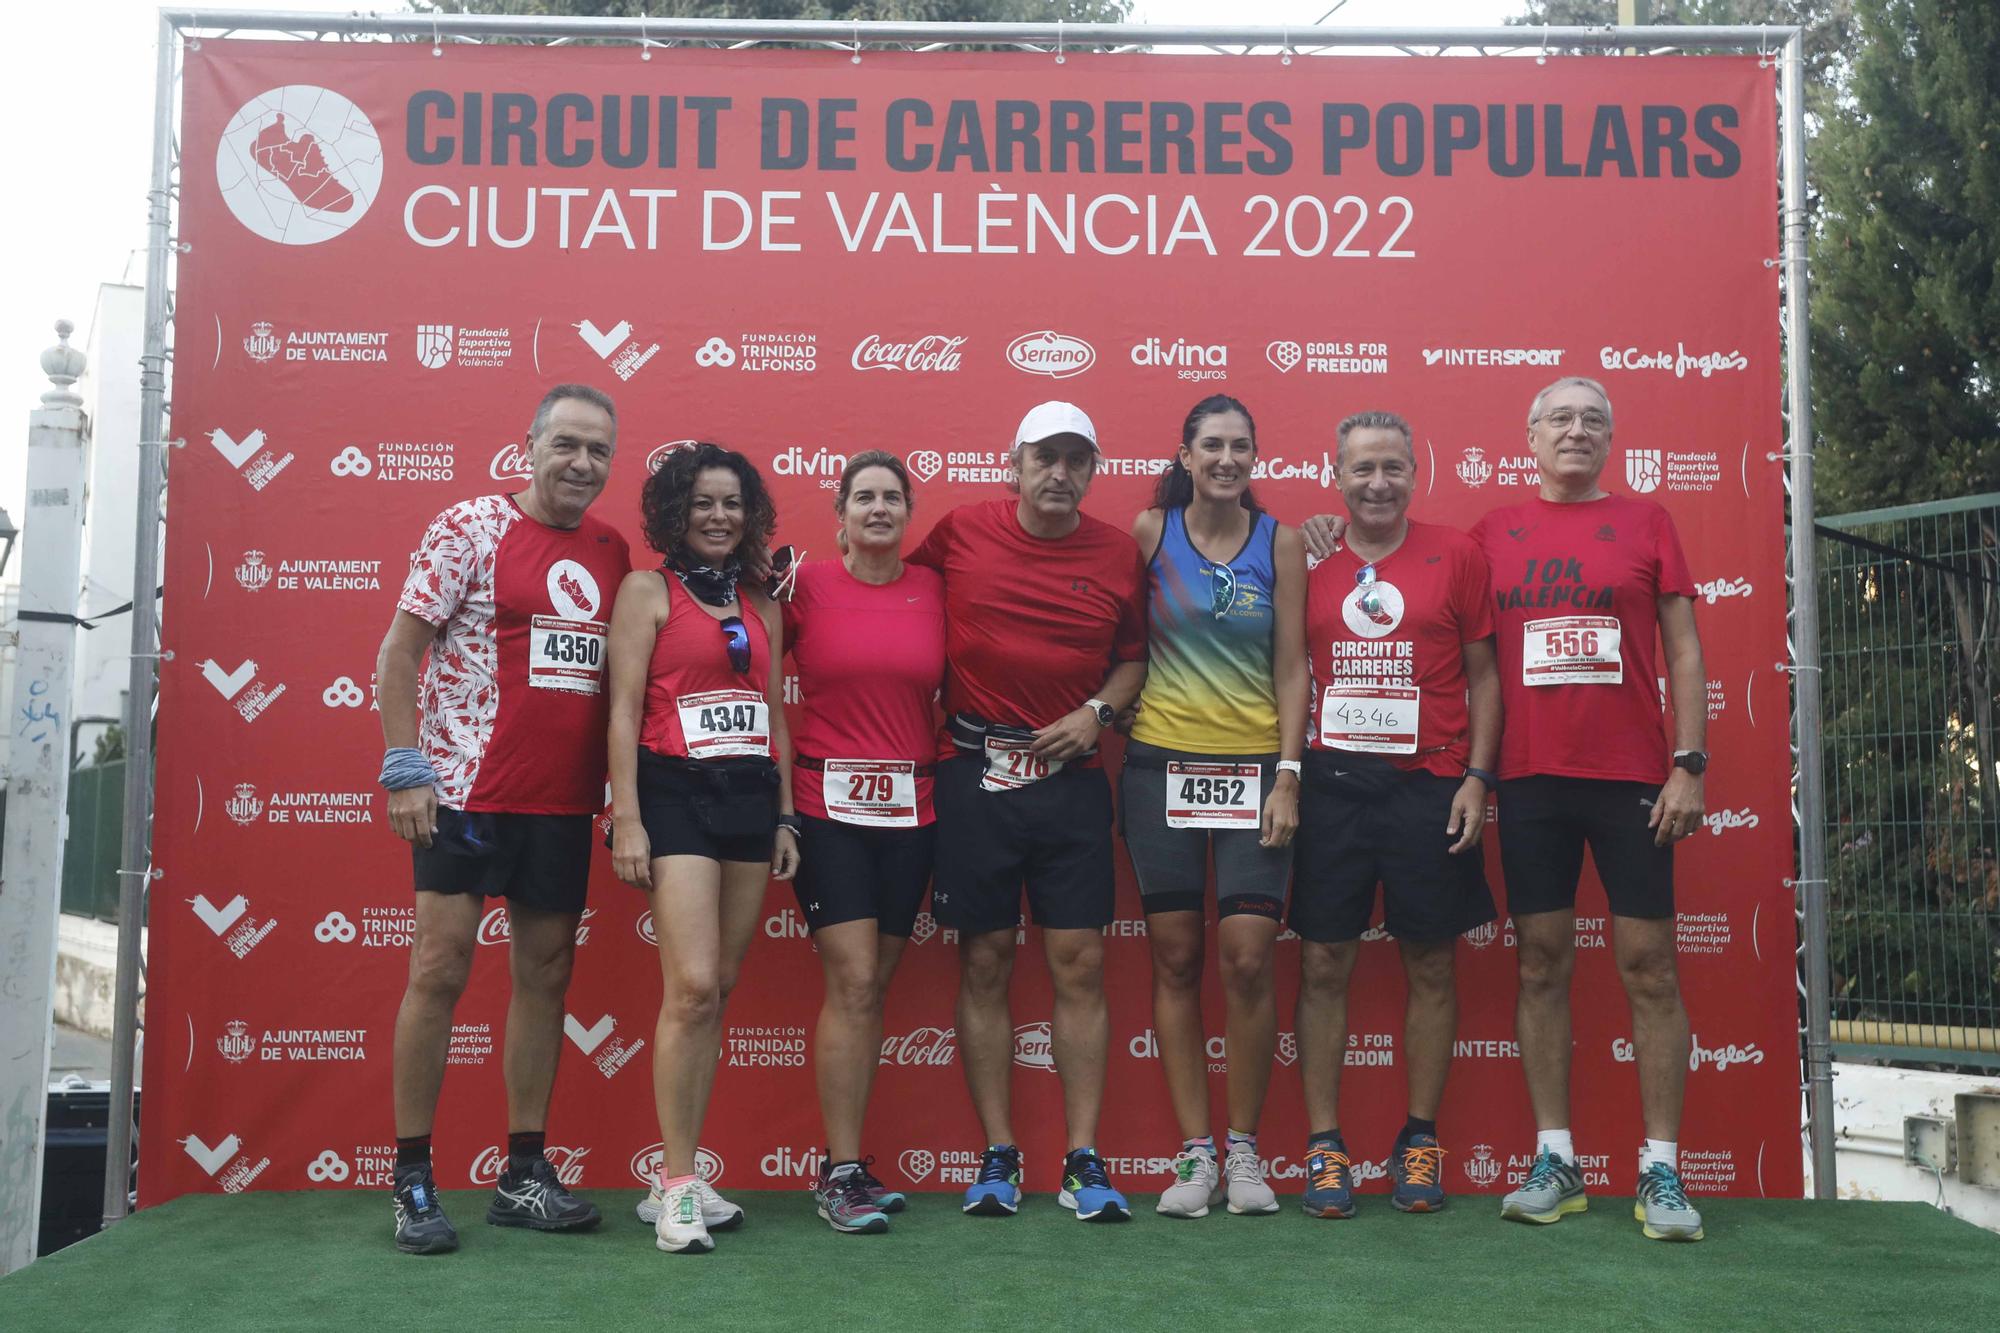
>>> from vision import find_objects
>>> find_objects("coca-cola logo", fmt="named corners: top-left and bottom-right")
top-left (1006, 331), bottom-right (1095, 379)
top-left (489, 442), bottom-right (533, 481)
top-left (471, 1144), bottom-right (588, 1185)
top-left (646, 440), bottom-right (699, 473)
top-left (480, 905), bottom-right (595, 946)
top-left (851, 333), bottom-right (966, 373)
top-left (1012, 1021), bottom-right (1056, 1071)
top-left (880, 1026), bottom-right (957, 1066)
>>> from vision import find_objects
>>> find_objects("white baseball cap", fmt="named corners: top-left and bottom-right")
top-left (1014, 401), bottom-right (1100, 453)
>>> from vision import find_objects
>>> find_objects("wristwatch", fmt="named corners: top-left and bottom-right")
top-left (1084, 698), bottom-right (1115, 728)
top-left (1673, 750), bottom-right (1709, 776)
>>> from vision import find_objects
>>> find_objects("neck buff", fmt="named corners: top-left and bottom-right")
top-left (667, 552), bottom-right (742, 607)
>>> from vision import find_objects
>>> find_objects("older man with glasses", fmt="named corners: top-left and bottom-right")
top-left (1469, 376), bottom-right (1709, 1242)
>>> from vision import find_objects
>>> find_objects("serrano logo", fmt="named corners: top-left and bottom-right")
top-left (852, 333), bottom-right (966, 372)
top-left (647, 440), bottom-right (699, 473)
top-left (1013, 1021), bottom-right (1057, 1071)
top-left (216, 85), bottom-right (381, 246)
top-left (1006, 331), bottom-right (1094, 379)
top-left (546, 560), bottom-right (601, 618)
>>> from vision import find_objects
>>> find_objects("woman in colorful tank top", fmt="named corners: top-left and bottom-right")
top-left (780, 450), bottom-right (946, 1235)
top-left (606, 442), bottom-right (796, 1256)
top-left (1123, 395), bottom-right (1307, 1219)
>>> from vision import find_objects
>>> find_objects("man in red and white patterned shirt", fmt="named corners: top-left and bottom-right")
top-left (374, 384), bottom-right (631, 1253)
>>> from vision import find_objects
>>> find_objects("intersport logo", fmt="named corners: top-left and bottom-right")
top-left (852, 333), bottom-right (966, 372)
top-left (1422, 346), bottom-right (1564, 368)
top-left (1006, 331), bottom-right (1094, 379)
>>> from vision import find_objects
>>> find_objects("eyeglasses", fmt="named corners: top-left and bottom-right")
top-left (1207, 562), bottom-right (1238, 620)
top-left (1536, 407), bottom-right (1612, 435)
top-left (719, 615), bottom-right (752, 674)
top-left (1356, 564), bottom-right (1383, 617)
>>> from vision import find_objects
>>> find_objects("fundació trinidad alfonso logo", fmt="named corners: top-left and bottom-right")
top-left (216, 86), bottom-right (382, 246)
top-left (1006, 331), bottom-right (1094, 379)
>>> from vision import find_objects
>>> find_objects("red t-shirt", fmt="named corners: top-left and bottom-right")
top-left (396, 494), bottom-right (632, 814)
top-left (1470, 495), bottom-right (1696, 785)
top-left (783, 559), bottom-right (947, 823)
top-left (908, 499), bottom-right (1147, 755)
top-left (1306, 520), bottom-right (1493, 777)
top-left (639, 578), bottom-right (774, 762)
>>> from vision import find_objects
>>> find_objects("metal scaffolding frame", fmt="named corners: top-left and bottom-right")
top-left (107, 10), bottom-right (1827, 1222)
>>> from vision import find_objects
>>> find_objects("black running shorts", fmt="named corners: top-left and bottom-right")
top-left (1496, 775), bottom-right (1675, 920)
top-left (1118, 741), bottom-right (1291, 920)
top-left (411, 806), bottom-right (592, 915)
top-left (930, 754), bottom-right (1115, 934)
top-left (1289, 760), bottom-right (1494, 944)
top-left (792, 815), bottom-right (938, 937)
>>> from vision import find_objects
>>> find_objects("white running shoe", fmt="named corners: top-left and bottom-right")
top-left (654, 1178), bottom-right (714, 1254)
top-left (1224, 1146), bottom-right (1280, 1215)
top-left (637, 1177), bottom-right (745, 1231)
top-left (1155, 1149), bottom-right (1224, 1218)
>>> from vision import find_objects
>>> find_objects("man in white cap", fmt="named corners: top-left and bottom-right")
top-left (907, 401), bottom-right (1149, 1222)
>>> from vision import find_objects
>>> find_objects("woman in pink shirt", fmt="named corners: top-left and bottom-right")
top-left (782, 450), bottom-right (946, 1235)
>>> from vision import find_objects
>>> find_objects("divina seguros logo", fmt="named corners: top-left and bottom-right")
top-left (216, 86), bottom-right (382, 245)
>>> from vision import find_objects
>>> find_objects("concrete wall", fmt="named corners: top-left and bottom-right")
top-left (1813, 1062), bottom-right (2000, 1233)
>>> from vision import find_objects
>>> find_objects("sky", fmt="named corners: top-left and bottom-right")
top-left (0, 0), bottom-right (1516, 581)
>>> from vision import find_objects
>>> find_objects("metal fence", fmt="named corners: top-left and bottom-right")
top-left (1817, 496), bottom-right (2000, 1066)
top-left (59, 760), bottom-right (125, 924)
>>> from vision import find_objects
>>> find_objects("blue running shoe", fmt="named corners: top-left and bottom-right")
top-left (1058, 1148), bottom-right (1130, 1222)
top-left (962, 1144), bottom-right (1023, 1216)
top-left (1390, 1135), bottom-right (1447, 1213)
top-left (1301, 1142), bottom-right (1356, 1219)
top-left (856, 1156), bottom-right (907, 1214)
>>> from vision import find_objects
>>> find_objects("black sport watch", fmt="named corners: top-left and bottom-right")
top-left (1085, 698), bottom-right (1115, 728)
top-left (1673, 750), bottom-right (1709, 776)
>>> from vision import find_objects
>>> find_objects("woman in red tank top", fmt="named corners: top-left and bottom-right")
top-left (607, 442), bottom-right (795, 1255)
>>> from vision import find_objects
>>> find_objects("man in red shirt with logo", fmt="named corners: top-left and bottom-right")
top-left (374, 384), bottom-right (632, 1253)
top-left (1471, 377), bottom-right (1708, 1242)
top-left (908, 401), bottom-right (1148, 1222)
top-left (1292, 410), bottom-right (1500, 1221)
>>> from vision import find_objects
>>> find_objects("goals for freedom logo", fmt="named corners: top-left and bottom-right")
top-left (216, 85), bottom-right (382, 245)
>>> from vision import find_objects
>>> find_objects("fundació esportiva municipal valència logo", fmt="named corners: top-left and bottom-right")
top-left (216, 85), bottom-right (382, 245)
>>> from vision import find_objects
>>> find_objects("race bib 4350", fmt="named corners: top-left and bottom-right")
top-left (529, 616), bottom-right (606, 693)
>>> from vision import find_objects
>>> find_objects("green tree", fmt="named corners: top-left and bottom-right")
top-left (1510, 1), bottom-right (1854, 91)
top-left (1809, 0), bottom-right (1999, 511)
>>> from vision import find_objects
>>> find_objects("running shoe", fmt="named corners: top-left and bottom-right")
top-left (654, 1177), bottom-right (713, 1254)
top-left (1391, 1134), bottom-right (1448, 1213)
top-left (1301, 1143), bottom-right (1356, 1219)
top-left (1634, 1161), bottom-right (1705, 1242)
top-left (815, 1163), bottom-right (891, 1235)
top-left (855, 1156), bottom-right (907, 1214)
top-left (1155, 1148), bottom-right (1223, 1218)
top-left (1058, 1148), bottom-right (1131, 1222)
top-left (391, 1165), bottom-right (458, 1254)
top-left (486, 1154), bottom-right (601, 1232)
top-left (1500, 1149), bottom-right (1588, 1225)
top-left (962, 1144), bottom-right (1024, 1216)
top-left (636, 1176), bottom-right (744, 1231)
top-left (1223, 1146), bottom-right (1280, 1215)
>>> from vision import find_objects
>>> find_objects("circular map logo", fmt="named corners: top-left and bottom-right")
top-left (216, 85), bottom-right (381, 245)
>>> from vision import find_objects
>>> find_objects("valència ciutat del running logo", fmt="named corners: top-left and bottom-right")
top-left (216, 86), bottom-right (382, 245)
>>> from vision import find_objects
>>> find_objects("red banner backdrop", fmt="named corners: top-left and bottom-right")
top-left (143, 41), bottom-right (1795, 1206)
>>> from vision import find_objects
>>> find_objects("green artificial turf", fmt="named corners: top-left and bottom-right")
top-left (3, 1190), bottom-right (1994, 1331)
